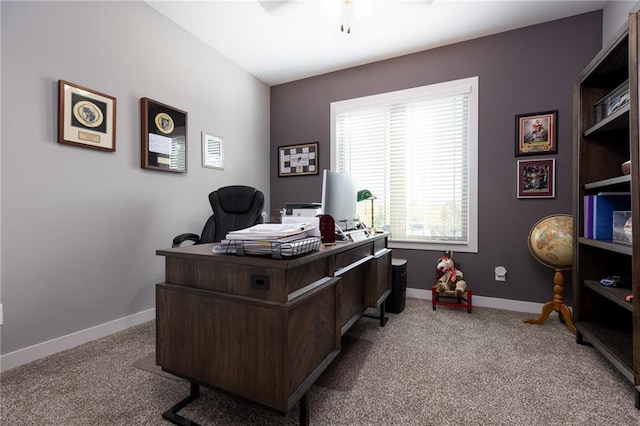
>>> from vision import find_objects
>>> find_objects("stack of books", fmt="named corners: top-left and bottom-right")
top-left (213, 223), bottom-right (321, 258)
top-left (584, 193), bottom-right (631, 240)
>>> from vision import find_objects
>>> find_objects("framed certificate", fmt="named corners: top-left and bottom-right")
top-left (141, 97), bottom-right (187, 173)
top-left (58, 80), bottom-right (116, 152)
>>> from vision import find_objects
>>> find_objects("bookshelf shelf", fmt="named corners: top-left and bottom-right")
top-left (584, 174), bottom-right (631, 190)
top-left (573, 11), bottom-right (640, 409)
top-left (584, 104), bottom-right (629, 136)
top-left (578, 237), bottom-right (633, 255)
top-left (584, 279), bottom-right (633, 312)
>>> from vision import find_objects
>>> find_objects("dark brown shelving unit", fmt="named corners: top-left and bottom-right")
top-left (573, 10), bottom-right (640, 408)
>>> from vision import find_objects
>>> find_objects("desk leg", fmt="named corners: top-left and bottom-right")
top-left (363, 301), bottom-right (388, 326)
top-left (162, 382), bottom-right (201, 426)
top-left (379, 301), bottom-right (388, 327)
top-left (299, 392), bottom-right (309, 425)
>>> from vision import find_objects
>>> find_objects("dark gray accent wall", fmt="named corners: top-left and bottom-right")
top-left (270, 11), bottom-right (603, 304)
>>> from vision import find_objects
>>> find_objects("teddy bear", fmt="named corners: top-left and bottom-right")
top-left (434, 250), bottom-right (467, 298)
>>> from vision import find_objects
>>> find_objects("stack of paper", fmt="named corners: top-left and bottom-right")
top-left (213, 237), bottom-right (321, 257)
top-left (215, 223), bottom-right (321, 258)
top-left (225, 223), bottom-right (314, 242)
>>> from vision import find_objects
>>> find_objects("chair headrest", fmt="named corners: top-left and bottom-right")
top-left (209, 185), bottom-right (263, 214)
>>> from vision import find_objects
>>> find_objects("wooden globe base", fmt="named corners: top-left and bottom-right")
top-left (524, 269), bottom-right (576, 334)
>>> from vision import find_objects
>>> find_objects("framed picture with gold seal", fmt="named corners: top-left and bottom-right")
top-left (58, 80), bottom-right (116, 152)
top-left (141, 97), bottom-right (187, 173)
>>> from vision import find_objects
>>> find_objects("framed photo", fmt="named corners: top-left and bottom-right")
top-left (58, 80), bottom-right (116, 152)
top-left (278, 142), bottom-right (319, 177)
top-left (141, 97), bottom-right (187, 173)
top-left (517, 158), bottom-right (555, 199)
top-left (202, 131), bottom-right (224, 170)
top-left (515, 110), bottom-right (557, 156)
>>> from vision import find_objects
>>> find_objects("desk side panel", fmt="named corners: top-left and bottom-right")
top-left (286, 279), bottom-right (340, 397)
top-left (366, 249), bottom-right (392, 307)
top-left (156, 284), bottom-right (285, 411)
top-left (339, 266), bottom-right (367, 334)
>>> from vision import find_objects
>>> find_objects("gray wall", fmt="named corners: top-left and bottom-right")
top-left (270, 12), bottom-right (603, 305)
top-left (1, 1), bottom-right (270, 355)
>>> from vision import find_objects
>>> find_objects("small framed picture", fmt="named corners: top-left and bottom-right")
top-left (141, 97), bottom-right (187, 173)
top-left (58, 80), bottom-right (116, 152)
top-left (517, 158), bottom-right (555, 199)
top-left (515, 110), bottom-right (557, 156)
top-left (202, 131), bottom-right (223, 170)
top-left (278, 142), bottom-right (319, 177)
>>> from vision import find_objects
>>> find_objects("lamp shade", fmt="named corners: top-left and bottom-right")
top-left (357, 189), bottom-right (375, 202)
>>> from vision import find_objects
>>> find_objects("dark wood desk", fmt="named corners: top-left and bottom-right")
top-left (155, 234), bottom-right (391, 424)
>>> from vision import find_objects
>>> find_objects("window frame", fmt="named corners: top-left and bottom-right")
top-left (330, 76), bottom-right (479, 253)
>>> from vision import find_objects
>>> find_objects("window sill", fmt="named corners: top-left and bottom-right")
top-left (388, 240), bottom-right (477, 253)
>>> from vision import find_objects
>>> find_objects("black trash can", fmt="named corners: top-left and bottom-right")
top-left (386, 258), bottom-right (407, 314)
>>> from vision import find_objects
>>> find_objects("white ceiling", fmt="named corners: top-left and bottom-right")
top-left (147, 0), bottom-right (607, 86)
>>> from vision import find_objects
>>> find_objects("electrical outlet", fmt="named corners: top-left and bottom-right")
top-left (495, 266), bottom-right (507, 282)
top-left (0, 304), bottom-right (3, 326)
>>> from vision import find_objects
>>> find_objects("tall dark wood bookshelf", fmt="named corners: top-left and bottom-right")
top-left (573, 10), bottom-right (640, 407)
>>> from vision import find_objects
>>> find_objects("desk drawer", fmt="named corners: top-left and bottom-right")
top-left (373, 236), bottom-right (388, 253)
top-left (165, 256), bottom-right (330, 303)
top-left (334, 243), bottom-right (373, 272)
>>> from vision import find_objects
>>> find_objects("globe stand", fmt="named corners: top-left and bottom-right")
top-left (524, 269), bottom-right (576, 334)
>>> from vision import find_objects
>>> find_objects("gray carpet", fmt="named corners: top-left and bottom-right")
top-left (2, 298), bottom-right (640, 425)
top-left (313, 335), bottom-right (373, 391)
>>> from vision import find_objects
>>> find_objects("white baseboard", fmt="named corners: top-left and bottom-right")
top-left (406, 288), bottom-right (565, 315)
top-left (0, 308), bottom-right (155, 373)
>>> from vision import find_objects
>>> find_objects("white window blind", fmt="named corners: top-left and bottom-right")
top-left (331, 77), bottom-right (478, 252)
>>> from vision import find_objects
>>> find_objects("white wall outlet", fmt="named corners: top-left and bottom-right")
top-left (495, 266), bottom-right (507, 282)
top-left (0, 304), bottom-right (3, 325)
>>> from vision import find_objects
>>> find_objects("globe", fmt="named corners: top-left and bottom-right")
top-left (527, 214), bottom-right (573, 270)
top-left (524, 214), bottom-right (575, 334)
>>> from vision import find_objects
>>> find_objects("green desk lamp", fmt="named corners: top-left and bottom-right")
top-left (357, 189), bottom-right (376, 232)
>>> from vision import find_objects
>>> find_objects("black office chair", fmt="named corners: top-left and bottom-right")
top-left (172, 185), bottom-right (265, 247)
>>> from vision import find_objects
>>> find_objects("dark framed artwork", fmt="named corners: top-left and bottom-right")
top-left (141, 97), bottom-right (187, 173)
top-left (58, 80), bottom-right (116, 152)
top-left (278, 142), bottom-right (319, 177)
top-left (515, 110), bottom-right (557, 156)
top-left (517, 158), bottom-right (555, 199)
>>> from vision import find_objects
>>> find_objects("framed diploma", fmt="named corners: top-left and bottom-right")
top-left (58, 80), bottom-right (116, 152)
top-left (278, 142), bottom-right (319, 177)
top-left (141, 97), bottom-right (187, 173)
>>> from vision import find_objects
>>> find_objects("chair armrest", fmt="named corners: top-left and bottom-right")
top-left (172, 233), bottom-right (201, 247)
